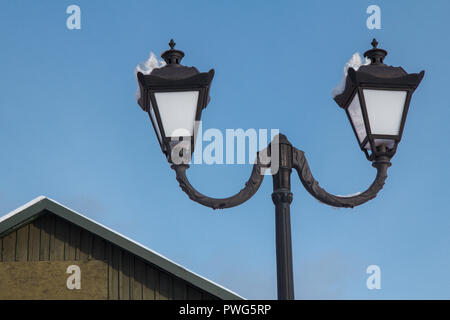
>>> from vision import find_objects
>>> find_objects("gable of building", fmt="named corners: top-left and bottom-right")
top-left (0, 197), bottom-right (242, 300)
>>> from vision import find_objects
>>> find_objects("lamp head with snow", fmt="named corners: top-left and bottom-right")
top-left (136, 39), bottom-right (214, 163)
top-left (334, 39), bottom-right (424, 161)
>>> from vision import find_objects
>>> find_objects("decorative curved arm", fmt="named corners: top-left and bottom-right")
top-left (171, 150), bottom-right (269, 210)
top-left (292, 147), bottom-right (391, 208)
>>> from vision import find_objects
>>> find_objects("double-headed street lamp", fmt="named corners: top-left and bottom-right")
top-left (136, 39), bottom-right (424, 300)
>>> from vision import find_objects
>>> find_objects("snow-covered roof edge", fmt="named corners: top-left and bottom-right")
top-left (0, 196), bottom-right (243, 300)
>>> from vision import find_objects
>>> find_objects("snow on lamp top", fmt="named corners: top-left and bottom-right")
top-left (332, 53), bottom-right (370, 98)
top-left (134, 52), bottom-right (166, 100)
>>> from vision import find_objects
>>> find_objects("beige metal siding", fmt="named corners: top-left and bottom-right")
top-left (0, 211), bottom-right (217, 300)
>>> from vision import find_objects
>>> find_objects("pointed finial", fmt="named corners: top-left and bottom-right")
top-left (169, 39), bottom-right (176, 50)
top-left (161, 39), bottom-right (184, 65)
top-left (364, 38), bottom-right (387, 65)
top-left (371, 38), bottom-right (378, 49)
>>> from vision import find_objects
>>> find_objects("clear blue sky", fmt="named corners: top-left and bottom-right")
top-left (0, 0), bottom-right (448, 299)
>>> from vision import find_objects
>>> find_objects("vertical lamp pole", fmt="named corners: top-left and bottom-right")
top-left (272, 135), bottom-right (295, 299)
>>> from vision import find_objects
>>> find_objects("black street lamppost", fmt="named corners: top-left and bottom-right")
top-left (136, 39), bottom-right (424, 300)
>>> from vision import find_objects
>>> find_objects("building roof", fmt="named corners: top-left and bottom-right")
top-left (0, 196), bottom-right (243, 300)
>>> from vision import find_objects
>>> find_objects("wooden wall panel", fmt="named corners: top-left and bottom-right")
top-left (173, 278), bottom-right (187, 300)
top-left (15, 225), bottom-right (29, 262)
top-left (143, 264), bottom-right (157, 299)
top-left (133, 258), bottom-right (145, 300)
top-left (0, 212), bottom-right (221, 300)
top-left (92, 236), bottom-right (106, 261)
top-left (120, 251), bottom-right (132, 299)
top-left (39, 214), bottom-right (53, 261)
top-left (159, 271), bottom-right (173, 300)
top-left (28, 219), bottom-right (41, 261)
top-left (108, 245), bottom-right (120, 300)
top-left (79, 229), bottom-right (92, 260)
top-left (187, 285), bottom-right (203, 300)
top-left (50, 218), bottom-right (68, 260)
top-left (2, 231), bottom-right (16, 262)
top-left (66, 224), bottom-right (80, 260)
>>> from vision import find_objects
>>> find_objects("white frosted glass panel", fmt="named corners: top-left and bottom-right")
top-left (347, 93), bottom-right (366, 144)
top-left (155, 91), bottom-right (199, 137)
top-left (363, 89), bottom-right (407, 135)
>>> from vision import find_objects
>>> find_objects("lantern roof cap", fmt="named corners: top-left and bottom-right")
top-left (147, 39), bottom-right (201, 80)
top-left (334, 39), bottom-right (425, 108)
top-left (136, 39), bottom-right (214, 82)
top-left (136, 39), bottom-right (215, 112)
